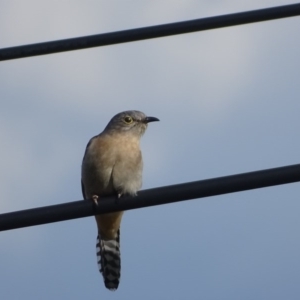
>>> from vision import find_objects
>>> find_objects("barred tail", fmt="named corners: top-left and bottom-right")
top-left (96, 230), bottom-right (121, 290)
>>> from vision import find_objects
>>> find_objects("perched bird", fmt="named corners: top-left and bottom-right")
top-left (81, 110), bottom-right (159, 290)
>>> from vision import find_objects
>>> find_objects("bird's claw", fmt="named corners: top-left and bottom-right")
top-left (92, 195), bottom-right (99, 205)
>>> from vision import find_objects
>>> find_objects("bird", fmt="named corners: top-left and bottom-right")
top-left (81, 110), bottom-right (159, 290)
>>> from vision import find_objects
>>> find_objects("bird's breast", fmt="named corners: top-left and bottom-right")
top-left (82, 133), bottom-right (143, 198)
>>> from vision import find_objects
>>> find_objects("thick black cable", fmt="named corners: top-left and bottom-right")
top-left (1, 3), bottom-right (300, 61)
top-left (1, 163), bottom-right (300, 231)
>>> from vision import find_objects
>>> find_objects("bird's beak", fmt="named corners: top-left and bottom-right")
top-left (143, 116), bottom-right (160, 123)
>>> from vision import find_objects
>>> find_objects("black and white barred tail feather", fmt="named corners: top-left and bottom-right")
top-left (96, 230), bottom-right (121, 290)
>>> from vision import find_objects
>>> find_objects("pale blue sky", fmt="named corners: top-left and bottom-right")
top-left (1, 1), bottom-right (300, 299)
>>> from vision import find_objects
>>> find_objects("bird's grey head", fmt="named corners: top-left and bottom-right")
top-left (104, 110), bottom-right (159, 137)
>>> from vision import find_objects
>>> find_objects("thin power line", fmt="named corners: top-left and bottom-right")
top-left (0, 3), bottom-right (300, 61)
top-left (1, 163), bottom-right (300, 232)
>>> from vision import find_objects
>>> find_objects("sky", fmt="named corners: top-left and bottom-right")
top-left (1, 1), bottom-right (300, 299)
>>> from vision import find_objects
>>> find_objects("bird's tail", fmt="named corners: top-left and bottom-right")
top-left (96, 230), bottom-right (121, 290)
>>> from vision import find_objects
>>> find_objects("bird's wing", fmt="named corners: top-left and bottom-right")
top-left (81, 179), bottom-right (86, 200)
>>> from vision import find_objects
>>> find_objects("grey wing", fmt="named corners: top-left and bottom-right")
top-left (81, 180), bottom-right (86, 200)
top-left (81, 135), bottom-right (98, 200)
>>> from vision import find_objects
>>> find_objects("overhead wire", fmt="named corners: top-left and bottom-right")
top-left (0, 3), bottom-right (300, 61)
top-left (1, 163), bottom-right (300, 231)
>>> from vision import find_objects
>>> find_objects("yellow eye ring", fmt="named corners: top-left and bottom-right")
top-left (124, 116), bottom-right (133, 124)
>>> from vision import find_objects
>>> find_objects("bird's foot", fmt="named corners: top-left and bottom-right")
top-left (115, 193), bottom-right (122, 204)
top-left (92, 195), bottom-right (99, 205)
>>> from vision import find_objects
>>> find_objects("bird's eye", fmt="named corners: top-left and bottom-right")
top-left (124, 116), bottom-right (133, 124)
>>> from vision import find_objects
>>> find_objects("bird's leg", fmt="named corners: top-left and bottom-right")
top-left (92, 195), bottom-right (99, 205)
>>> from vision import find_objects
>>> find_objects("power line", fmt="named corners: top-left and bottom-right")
top-left (0, 3), bottom-right (300, 61)
top-left (1, 163), bottom-right (300, 232)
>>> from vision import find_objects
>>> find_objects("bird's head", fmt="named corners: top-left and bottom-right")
top-left (104, 110), bottom-right (159, 137)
